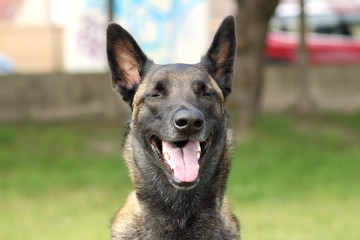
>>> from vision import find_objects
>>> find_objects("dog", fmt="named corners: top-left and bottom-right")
top-left (106, 15), bottom-right (239, 240)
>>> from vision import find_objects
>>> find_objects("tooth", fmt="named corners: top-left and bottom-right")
top-left (164, 152), bottom-right (170, 161)
top-left (197, 142), bottom-right (201, 152)
top-left (197, 151), bottom-right (201, 159)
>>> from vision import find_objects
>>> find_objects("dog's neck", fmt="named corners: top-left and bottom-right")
top-left (136, 172), bottom-right (226, 231)
top-left (131, 137), bottom-right (231, 228)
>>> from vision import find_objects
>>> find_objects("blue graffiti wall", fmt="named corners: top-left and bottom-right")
top-left (113, 0), bottom-right (208, 64)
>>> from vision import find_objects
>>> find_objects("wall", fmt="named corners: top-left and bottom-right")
top-left (0, 0), bottom-right (49, 25)
top-left (114, 0), bottom-right (209, 64)
top-left (0, 73), bottom-right (129, 122)
top-left (63, 0), bottom-right (108, 73)
top-left (262, 65), bottom-right (360, 113)
top-left (0, 65), bottom-right (359, 122)
top-left (0, 26), bottom-right (63, 73)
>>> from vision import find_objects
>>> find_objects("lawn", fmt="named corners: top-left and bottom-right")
top-left (0, 113), bottom-right (359, 240)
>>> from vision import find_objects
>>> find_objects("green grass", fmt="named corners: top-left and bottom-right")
top-left (1, 114), bottom-right (359, 240)
top-left (228, 113), bottom-right (360, 240)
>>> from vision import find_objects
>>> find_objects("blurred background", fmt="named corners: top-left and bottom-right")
top-left (0, 0), bottom-right (359, 239)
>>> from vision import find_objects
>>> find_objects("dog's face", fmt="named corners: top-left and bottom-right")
top-left (107, 16), bottom-right (236, 189)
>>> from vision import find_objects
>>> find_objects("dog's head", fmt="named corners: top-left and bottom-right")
top-left (107, 16), bottom-right (236, 189)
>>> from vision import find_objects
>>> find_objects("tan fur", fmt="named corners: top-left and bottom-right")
top-left (221, 198), bottom-right (240, 232)
top-left (131, 65), bottom-right (161, 123)
top-left (122, 133), bottom-right (142, 188)
top-left (208, 75), bottom-right (225, 103)
top-left (112, 196), bottom-right (239, 239)
top-left (111, 192), bottom-right (142, 239)
top-left (194, 63), bottom-right (225, 104)
top-left (114, 42), bottom-right (141, 88)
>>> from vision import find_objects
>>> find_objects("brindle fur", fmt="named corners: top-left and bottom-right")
top-left (107, 16), bottom-right (240, 240)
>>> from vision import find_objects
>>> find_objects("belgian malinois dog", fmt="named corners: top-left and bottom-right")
top-left (106, 15), bottom-right (239, 240)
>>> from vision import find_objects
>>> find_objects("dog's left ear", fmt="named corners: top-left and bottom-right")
top-left (202, 15), bottom-right (236, 99)
top-left (107, 23), bottom-right (149, 105)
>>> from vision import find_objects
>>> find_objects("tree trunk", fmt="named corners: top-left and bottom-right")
top-left (230, 0), bottom-right (279, 136)
top-left (297, 0), bottom-right (314, 113)
top-left (108, 0), bottom-right (114, 22)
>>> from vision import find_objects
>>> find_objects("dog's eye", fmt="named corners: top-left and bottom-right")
top-left (201, 92), bottom-right (213, 98)
top-left (150, 93), bottom-right (162, 98)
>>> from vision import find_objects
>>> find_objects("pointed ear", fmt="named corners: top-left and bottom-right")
top-left (202, 15), bottom-right (236, 99)
top-left (106, 23), bottom-right (149, 104)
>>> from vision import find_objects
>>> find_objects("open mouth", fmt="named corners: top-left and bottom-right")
top-left (150, 136), bottom-right (211, 184)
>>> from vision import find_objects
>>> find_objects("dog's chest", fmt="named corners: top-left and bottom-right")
top-left (113, 216), bottom-right (238, 240)
top-left (118, 228), bottom-right (237, 240)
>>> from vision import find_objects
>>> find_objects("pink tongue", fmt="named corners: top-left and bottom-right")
top-left (162, 140), bottom-right (200, 182)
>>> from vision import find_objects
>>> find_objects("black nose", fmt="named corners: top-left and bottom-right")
top-left (174, 109), bottom-right (205, 133)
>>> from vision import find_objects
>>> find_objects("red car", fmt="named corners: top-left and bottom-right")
top-left (266, 0), bottom-right (360, 64)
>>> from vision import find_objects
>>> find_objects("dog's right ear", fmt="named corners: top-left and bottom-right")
top-left (107, 23), bottom-right (149, 105)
